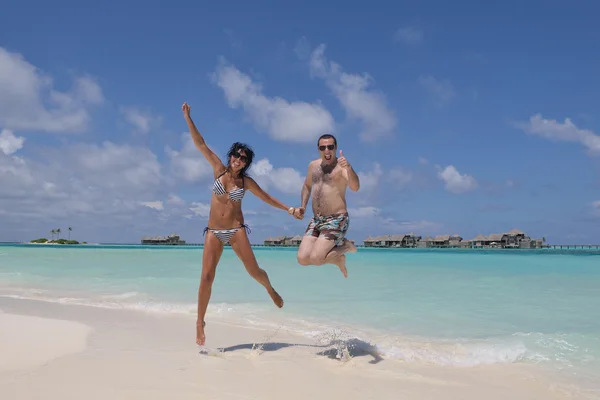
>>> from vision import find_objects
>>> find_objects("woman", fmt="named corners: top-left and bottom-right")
top-left (182, 102), bottom-right (303, 346)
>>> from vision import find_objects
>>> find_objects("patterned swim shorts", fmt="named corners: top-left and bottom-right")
top-left (304, 212), bottom-right (350, 246)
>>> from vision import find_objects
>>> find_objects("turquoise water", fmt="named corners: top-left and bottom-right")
top-left (1, 244), bottom-right (599, 387)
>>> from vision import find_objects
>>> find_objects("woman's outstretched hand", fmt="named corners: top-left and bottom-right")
top-left (182, 102), bottom-right (191, 118)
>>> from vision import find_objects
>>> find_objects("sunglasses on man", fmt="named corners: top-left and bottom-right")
top-left (318, 145), bottom-right (335, 151)
top-left (232, 152), bottom-right (248, 163)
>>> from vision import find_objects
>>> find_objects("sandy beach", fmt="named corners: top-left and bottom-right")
top-left (0, 297), bottom-right (586, 400)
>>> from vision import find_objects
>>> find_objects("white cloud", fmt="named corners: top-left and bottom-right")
top-left (308, 44), bottom-right (397, 142)
top-left (166, 133), bottom-right (212, 182)
top-left (357, 162), bottom-right (383, 193)
top-left (0, 137), bottom-right (164, 224)
top-left (67, 141), bottom-right (162, 192)
top-left (249, 158), bottom-right (305, 195)
top-left (120, 106), bottom-right (161, 134)
top-left (141, 201), bottom-right (164, 210)
top-left (591, 201), bottom-right (600, 218)
top-left (389, 167), bottom-right (413, 189)
top-left (516, 114), bottom-right (600, 155)
top-left (167, 194), bottom-right (185, 205)
top-left (348, 206), bottom-right (380, 218)
top-left (189, 202), bottom-right (211, 218)
top-left (213, 58), bottom-right (335, 143)
top-left (418, 75), bottom-right (456, 106)
top-left (393, 26), bottom-right (424, 46)
top-left (348, 162), bottom-right (386, 206)
top-left (293, 37), bottom-right (312, 60)
top-left (0, 46), bottom-right (103, 133)
top-left (437, 165), bottom-right (477, 194)
top-left (0, 129), bottom-right (24, 155)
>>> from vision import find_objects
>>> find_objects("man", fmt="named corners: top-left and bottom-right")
top-left (296, 134), bottom-right (360, 278)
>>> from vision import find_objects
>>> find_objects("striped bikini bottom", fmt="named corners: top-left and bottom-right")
top-left (203, 224), bottom-right (251, 244)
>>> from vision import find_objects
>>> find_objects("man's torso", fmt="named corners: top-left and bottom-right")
top-left (310, 159), bottom-right (348, 217)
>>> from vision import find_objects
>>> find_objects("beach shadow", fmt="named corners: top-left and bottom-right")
top-left (316, 338), bottom-right (384, 365)
top-left (219, 342), bottom-right (328, 353)
top-left (216, 338), bottom-right (384, 365)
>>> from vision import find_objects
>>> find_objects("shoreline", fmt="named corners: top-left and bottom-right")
top-left (0, 297), bottom-right (593, 400)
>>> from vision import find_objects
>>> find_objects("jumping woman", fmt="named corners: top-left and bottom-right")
top-left (182, 102), bottom-right (303, 346)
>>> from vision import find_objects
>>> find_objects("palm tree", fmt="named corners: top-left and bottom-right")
top-left (68, 227), bottom-right (72, 240)
top-left (56, 228), bottom-right (61, 239)
top-left (51, 229), bottom-right (56, 240)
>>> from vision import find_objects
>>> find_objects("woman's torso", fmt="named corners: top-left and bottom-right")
top-left (207, 170), bottom-right (246, 229)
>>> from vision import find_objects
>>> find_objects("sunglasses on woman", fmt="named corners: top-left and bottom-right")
top-left (232, 152), bottom-right (248, 163)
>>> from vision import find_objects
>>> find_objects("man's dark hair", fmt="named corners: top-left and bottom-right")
top-left (317, 134), bottom-right (337, 148)
top-left (226, 142), bottom-right (254, 177)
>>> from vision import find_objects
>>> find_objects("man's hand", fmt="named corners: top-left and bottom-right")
top-left (293, 207), bottom-right (305, 220)
top-left (295, 207), bottom-right (305, 220)
top-left (338, 150), bottom-right (350, 170)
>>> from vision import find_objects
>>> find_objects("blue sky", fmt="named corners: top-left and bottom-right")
top-left (1, 0), bottom-right (599, 244)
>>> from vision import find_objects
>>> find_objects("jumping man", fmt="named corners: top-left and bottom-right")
top-left (296, 134), bottom-right (360, 277)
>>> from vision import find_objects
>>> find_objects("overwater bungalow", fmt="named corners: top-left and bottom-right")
top-left (417, 236), bottom-right (433, 248)
top-left (471, 234), bottom-right (487, 248)
top-left (141, 233), bottom-right (185, 245)
top-left (289, 235), bottom-right (303, 246)
top-left (363, 233), bottom-right (422, 248)
top-left (428, 234), bottom-right (463, 248)
top-left (263, 236), bottom-right (292, 246)
top-left (469, 229), bottom-right (544, 249)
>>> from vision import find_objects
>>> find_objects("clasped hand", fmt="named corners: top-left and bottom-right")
top-left (291, 207), bottom-right (305, 220)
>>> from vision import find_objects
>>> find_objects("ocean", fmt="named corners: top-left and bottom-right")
top-left (1, 244), bottom-right (599, 391)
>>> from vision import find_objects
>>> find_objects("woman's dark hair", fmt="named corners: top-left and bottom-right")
top-left (226, 142), bottom-right (254, 177)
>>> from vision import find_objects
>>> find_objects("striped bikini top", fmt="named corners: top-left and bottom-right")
top-left (212, 171), bottom-right (245, 202)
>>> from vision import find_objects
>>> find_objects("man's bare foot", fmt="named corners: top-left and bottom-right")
top-left (341, 239), bottom-right (357, 253)
top-left (196, 321), bottom-right (206, 346)
top-left (268, 288), bottom-right (284, 308)
top-left (334, 254), bottom-right (348, 278)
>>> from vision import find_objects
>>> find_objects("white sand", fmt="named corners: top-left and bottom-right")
top-left (0, 297), bottom-right (590, 400)
top-left (0, 312), bottom-right (91, 371)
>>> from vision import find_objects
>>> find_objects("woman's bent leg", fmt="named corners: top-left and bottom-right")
top-left (230, 228), bottom-right (284, 308)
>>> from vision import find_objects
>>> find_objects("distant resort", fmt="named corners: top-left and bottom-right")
top-left (263, 229), bottom-right (545, 249)
top-left (136, 229), bottom-right (548, 249)
top-left (8, 228), bottom-right (597, 249)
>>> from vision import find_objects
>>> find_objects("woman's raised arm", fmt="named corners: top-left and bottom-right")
top-left (182, 102), bottom-right (225, 173)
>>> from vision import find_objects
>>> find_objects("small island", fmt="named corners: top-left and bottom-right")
top-left (29, 238), bottom-right (86, 245)
top-left (29, 227), bottom-right (86, 245)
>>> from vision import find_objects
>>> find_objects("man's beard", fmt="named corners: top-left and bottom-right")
top-left (321, 158), bottom-right (337, 174)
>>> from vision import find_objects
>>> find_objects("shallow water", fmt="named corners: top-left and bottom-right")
top-left (1, 244), bottom-right (599, 390)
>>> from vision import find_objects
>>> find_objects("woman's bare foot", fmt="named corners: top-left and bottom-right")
top-left (196, 321), bottom-right (206, 346)
top-left (268, 288), bottom-right (284, 308)
top-left (334, 254), bottom-right (348, 278)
